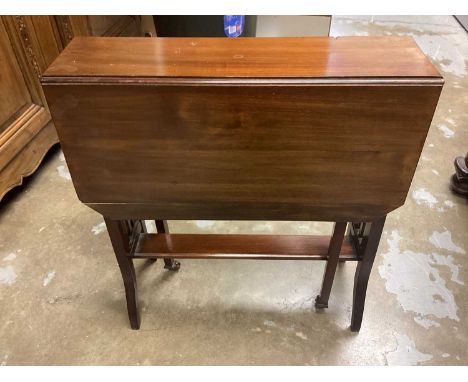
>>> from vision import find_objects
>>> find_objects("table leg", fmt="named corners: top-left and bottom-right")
top-left (350, 215), bottom-right (386, 332)
top-left (155, 220), bottom-right (181, 271)
top-left (104, 217), bottom-right (140, 329)
top-left (315, 222), bottom-right (347, 308)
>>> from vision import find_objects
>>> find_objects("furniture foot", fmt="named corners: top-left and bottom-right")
top-left (164, 258), bottom-right (181, 271)
top-left (315, 222), bottom-right (347, 309)
top-left (314, 296), bottom-right (328, 309)
top-left (104, 217), bottom-right (142, 330)
top-left (350, 216), bottom-right (386, 332)
top-left (155, 220), bottom-right (181, 270)
top-left (450, 154), bottom-right (468, 197)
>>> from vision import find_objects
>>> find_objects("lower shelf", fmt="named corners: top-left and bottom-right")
top-left (131, 233), bottom-right (357, 260)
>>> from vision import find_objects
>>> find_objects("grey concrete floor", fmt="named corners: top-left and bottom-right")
top-left (0, 16), bottom-right (467, 365)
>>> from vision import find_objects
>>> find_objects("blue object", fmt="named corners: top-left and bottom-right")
top-left (224, 15), bottom-right (244, 37)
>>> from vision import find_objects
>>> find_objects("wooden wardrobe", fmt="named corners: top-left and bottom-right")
top-left (0, 16), bottom-right (143, 200)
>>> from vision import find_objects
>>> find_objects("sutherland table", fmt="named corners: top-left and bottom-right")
top-left (41, 37), bottom-right (443, 331)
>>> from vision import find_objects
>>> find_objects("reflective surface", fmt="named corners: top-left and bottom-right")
top-left (0, 16), bottom-right (467, 365)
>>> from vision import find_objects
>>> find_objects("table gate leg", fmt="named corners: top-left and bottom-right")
top-left (315, 222), bottom-right (348, 308)
top-left (104, 217), bottom-right (140, 330)
top-left (350, 215), bottom-right (386, 332)
top-left (155, 220), bottom-right (181, 271)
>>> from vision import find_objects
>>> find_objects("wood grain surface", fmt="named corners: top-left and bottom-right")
top-left (42, 37), bottom-right (443, 221)
top-left (43, 36), bottom-right (441, 79)
top-left (132, 233), bottom-right (356, 260)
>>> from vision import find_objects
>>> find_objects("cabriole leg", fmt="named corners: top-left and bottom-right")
top-left (104, 217), bottom-right (140, 329)
top-left (350, 215), bottom-right (386, 332)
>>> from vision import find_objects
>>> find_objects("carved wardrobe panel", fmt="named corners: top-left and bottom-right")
top-left (0, 16), bottom-right (143, 201)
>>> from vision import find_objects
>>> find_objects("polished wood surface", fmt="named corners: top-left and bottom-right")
top-left (43, 80), bottom-right (442, 221)
top-left (42, 37), bottom-right (443, 331)
top-left (350, 216), bottom-right (386, 331)
top-left (104, 217), bottom-right (141, 329)
top-left (132, 233), bottom-right (355, 260)
top-left (43, 36), bottom-right (440, 79)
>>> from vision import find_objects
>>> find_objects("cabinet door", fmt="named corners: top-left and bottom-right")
top-left (0, 15), bottom-right (143, 200)
top-left (0, 16), bottom-right (61, 199)
top-left (0, 19), bottom-right (33, 135)
top-left (0, 16), bottom-right (54, 174)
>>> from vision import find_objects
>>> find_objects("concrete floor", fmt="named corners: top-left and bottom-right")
top-left (0, 16), bottom-right (467, 365)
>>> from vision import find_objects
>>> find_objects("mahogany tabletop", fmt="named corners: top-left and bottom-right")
top-left (43, 36), bottom-right (440, 80)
